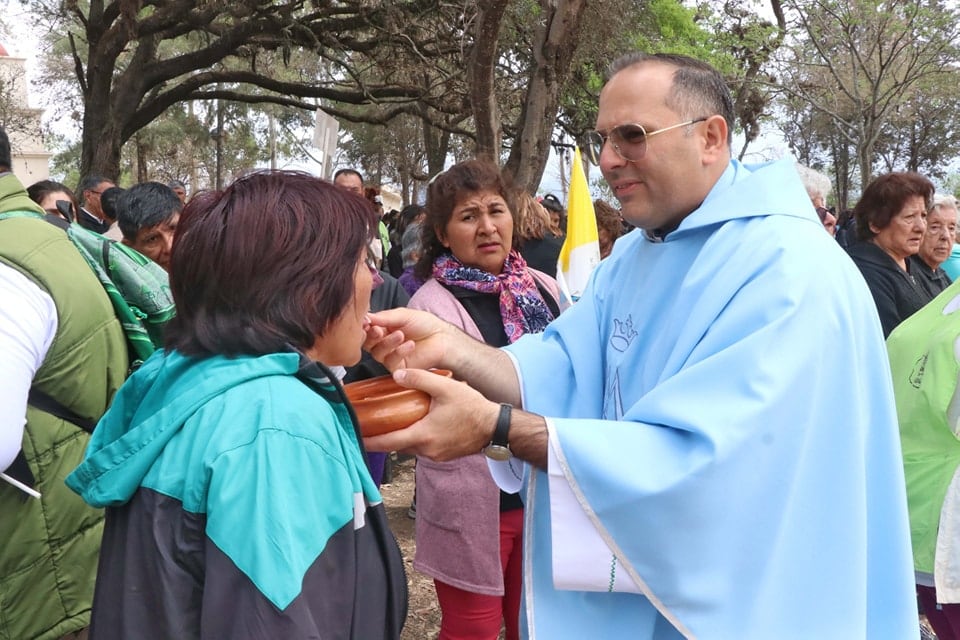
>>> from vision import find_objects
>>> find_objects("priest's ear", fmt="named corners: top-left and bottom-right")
top-left (700, 115), bottom-right (729, 166)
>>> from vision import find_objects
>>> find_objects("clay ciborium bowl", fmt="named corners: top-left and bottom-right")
top-left (344, 369), bottom-right (453, 437)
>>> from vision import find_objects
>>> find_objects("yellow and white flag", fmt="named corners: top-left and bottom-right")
top-left (556, 147), bottom-right (600, 303)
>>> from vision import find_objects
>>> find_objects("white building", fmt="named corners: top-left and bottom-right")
top-left (0, 41), bottom-right (51, 183)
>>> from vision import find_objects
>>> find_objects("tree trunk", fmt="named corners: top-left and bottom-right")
top-left (78, 17), bottom-right (158, 179)
top-left (215, 97), bottom-right (224, 190)
top-left (136, 133), bottom-right (148, 183)
top-left (80, 91), bottom-right (124, 180)
top-left (503, 0), bottom-right (589, 193)
top-left (468, 0), bottom-right (509, 164)
top-left (420, 108), bottom-right (451, 181)
top-left (859, 139), bottom-right (873, 192)
top-left (828, 130), bottom-right (851, 210)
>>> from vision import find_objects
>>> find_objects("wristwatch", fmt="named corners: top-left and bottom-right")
top-left (483, 403), bottom-right (513, 461)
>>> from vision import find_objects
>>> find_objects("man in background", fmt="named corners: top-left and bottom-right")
top-left (77, 173), bottom-right (119, 238)
top-left (334, 168), bottom-right (364, 197)
top-left (116, 182), bottom-right (182, 272)
top-left (334, 168), bottom-right (390, 268)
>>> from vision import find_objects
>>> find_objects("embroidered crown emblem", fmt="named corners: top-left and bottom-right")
top-left (611, 316), bottom-right (637, 352)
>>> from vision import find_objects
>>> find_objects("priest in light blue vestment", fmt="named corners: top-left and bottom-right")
top-left (498, 154), bottom-right (916, 638)
top-left (363, 52), bottom-right (917, 639)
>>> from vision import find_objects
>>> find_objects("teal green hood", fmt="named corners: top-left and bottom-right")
top-left (66, 349), bottom-right (304, 507)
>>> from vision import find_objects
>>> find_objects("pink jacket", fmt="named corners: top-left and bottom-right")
top-left (408, 271), bottom-right (561, 595)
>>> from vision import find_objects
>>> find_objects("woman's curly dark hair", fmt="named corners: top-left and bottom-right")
top-left (415, 160), bottom-right (516, 280)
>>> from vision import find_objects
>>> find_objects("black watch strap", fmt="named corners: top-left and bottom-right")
top-left (484, 403), bottom-right (513, 461)
top-left (492, 403), bottom-right (512, 446)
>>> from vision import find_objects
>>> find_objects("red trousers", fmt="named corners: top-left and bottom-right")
top-left (919, 585), bottom-right (960, 640)
top-left (434, 507), bottom-right (523, 640)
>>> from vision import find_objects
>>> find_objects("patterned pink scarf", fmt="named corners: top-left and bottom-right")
top-left (432, 250), bottom-right (554, 342)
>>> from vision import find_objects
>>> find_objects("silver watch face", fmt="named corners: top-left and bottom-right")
top-left (483, 444), bottom-right (512, 462)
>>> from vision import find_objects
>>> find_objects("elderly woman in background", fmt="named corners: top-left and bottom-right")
top-left (408, 160), bottom-right (562, 640)
top-left (796, 163), bottom-right (838, 237)
top-left (910, 193), bottom-right (958, 299)
top-left (847, 171), bottom-right (935, 337)
top-left (944, 199), bottom-right (960, 282)
top-left (66, 171), bottom-right (407, 639)
top-left (593, 198), bottom-right (624, 259)
top-left (515, 192), bottom-right (563, 278)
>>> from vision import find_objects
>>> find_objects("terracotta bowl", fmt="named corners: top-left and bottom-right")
top-left (344, 369), bottom-right (453, 437)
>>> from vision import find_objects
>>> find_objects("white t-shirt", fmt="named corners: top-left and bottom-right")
top-left (0, 262), bottom-right (57, 472)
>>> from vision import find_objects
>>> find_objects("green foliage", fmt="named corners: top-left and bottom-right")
top-left (126, 99), bottom-right (312, 188)
top-left (774, 0), bottom-right (960, 192)
top-left (556, 1), bottom-right (660, 141)
top-left (942, 172), bottom-right (960, 201)
top-left (556, 0), bottom-right (781, 159)
top-left (21, 0), bottom-right (781, 194)
top-left (48, 134), bottom-right (81, 186)
top-left (338, 113), bottom-right (425, 186)
top-left (632, 0), bottom-right (714, 60)
top-left (33, 15), bottom-right (326, 187)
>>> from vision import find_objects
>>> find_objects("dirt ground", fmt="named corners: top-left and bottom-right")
top-left (381, 455), bottom-right (442, 639)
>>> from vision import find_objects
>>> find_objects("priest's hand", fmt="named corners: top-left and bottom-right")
top-left (363, 308), bottom-right (453, 372)
top-left (363, 368), bottom-right (549, 468)
top-left (363, 368), bottom-right (498, 461)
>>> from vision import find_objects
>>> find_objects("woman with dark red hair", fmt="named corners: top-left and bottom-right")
top-left (67, 171), bottom-right (407, 639)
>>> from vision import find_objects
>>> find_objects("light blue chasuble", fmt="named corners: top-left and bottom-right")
top-left (504, 159), bottom-right (917, 639)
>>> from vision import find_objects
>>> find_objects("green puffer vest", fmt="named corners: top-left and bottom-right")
top-left (0, 175), bottom-right (128, 640)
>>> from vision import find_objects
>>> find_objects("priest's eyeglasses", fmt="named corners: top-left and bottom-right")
top-left (582, 117), bottom-right (708, 166)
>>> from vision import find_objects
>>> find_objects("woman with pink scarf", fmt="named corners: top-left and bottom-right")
top-left (407, 160), bottom-right (562, 640)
